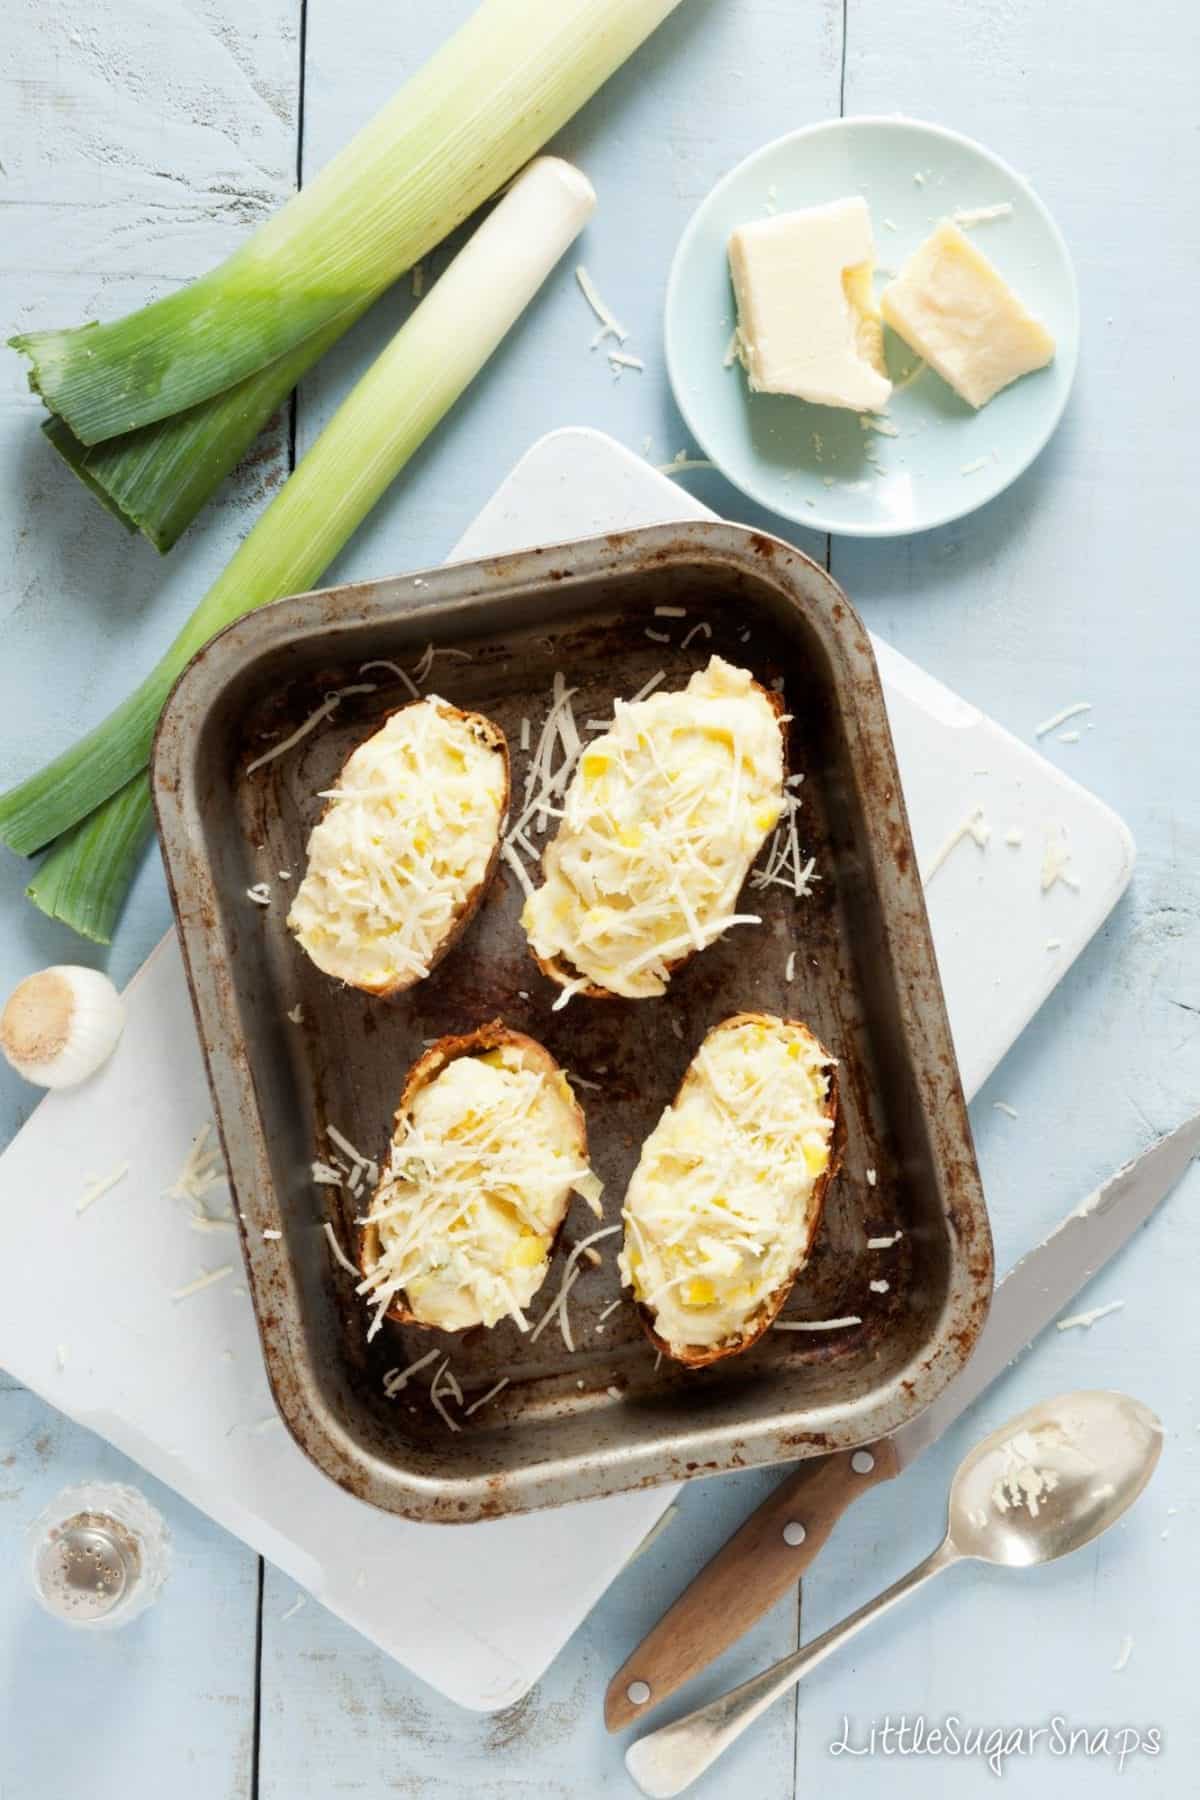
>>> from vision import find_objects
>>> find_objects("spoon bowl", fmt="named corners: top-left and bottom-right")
top-left (947, 1390), bottom-right (1163, 1568)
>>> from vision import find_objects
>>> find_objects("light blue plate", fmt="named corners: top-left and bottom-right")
top-left (664, 117), bottom-right (1079, 537)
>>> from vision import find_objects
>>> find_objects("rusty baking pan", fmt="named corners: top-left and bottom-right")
top-left (152, 521), bottom-right (992, 1523)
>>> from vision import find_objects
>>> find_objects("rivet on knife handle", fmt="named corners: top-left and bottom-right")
top-left (604, 1438), bottom-right (900, 1731)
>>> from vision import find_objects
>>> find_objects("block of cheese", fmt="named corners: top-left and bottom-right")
top-left (881, 220), bottom-right (1055, 409)
top-left (728, 197), bottom-right (891, 411)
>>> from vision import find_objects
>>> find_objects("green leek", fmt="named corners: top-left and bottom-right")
top-left (41, 315), bottom-right (351, 553)
top-left (13, 0), bottom-right (686, 472)
top-left (8, 157), bottom-right (596, 939)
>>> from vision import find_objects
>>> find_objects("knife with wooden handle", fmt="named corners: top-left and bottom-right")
top-left (605, 1113), bottom-right (1200, 1730)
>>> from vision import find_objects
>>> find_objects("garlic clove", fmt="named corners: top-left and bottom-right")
top-left (0, 965), bottom-right (126, 1090)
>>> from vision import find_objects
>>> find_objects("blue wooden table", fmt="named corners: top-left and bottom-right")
top-left (2, 1), bottom-right (1199, 1794)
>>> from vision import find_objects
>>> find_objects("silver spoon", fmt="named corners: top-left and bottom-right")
top-left (625, 1390), bottom-right (1162, 1798)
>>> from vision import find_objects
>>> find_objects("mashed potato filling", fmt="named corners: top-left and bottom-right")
top-left (619, 1017), bottom-right (835, 1354)
top-left (522, 657), bottom-right (785, 999)
top-left (360, 1044), bottom-right (596, 1334)
top-left (288, 698), bottom-right (505, 991)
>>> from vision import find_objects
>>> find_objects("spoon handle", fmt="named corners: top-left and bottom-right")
top-left (625, 1537), bottom-right (960, 1799)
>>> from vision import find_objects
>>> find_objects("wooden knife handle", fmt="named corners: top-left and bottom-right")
top-left (604, 1438), bottom-right (899, 1731)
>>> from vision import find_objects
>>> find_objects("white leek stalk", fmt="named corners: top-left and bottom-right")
top-left (11, 157), bottom-right (596, 941)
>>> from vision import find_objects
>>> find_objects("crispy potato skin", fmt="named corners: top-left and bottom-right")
top-left (359, 1020), bottom-right (589, 1332)
top-left (301, 702), bottom-right (509, 1000)
top-left (530, 684), bottom-right (787, 1000)
top-left (630, 1011), bottom-right (842, 1368)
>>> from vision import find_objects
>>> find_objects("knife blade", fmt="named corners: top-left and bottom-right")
top-left (604, 1112), bottom-right (1200, 1731)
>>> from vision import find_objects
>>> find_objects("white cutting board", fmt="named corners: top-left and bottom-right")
top-left (0, 428), bottom-right (1132, 1712)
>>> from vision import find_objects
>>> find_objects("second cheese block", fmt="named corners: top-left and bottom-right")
top-left (728, 197), bottom-right (892, 411)
top-left (881, 219), bottom-right (1056, 409)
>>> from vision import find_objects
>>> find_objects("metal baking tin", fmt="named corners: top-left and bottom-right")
top-left (152, 521), bottom-right (993, 1523)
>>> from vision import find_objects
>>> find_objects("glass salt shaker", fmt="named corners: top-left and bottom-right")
top-left (28, 1481), bottom-right (172, 1630)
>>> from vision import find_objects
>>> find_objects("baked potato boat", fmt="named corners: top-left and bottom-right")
top-left (521, 657), bottom-right (787, 1002)
top-left (619, 1012), bottom-right (840, 1366)
top-left (359, 1021), bottom-right (599, 1336)
top-left (287, 696), bottom-right (508, 997)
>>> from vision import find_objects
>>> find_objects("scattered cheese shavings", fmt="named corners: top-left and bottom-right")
top-left (575, 264), bottom-right (627, 346)
top-left (327, 1124), bottom-right (377, 1185)
top-left (680, 621), bottom-right (712, 650)
top-left (1057, 1300), bottom-right (1124, 1332)
top-left (921, 806), bottom-right (991, 885)
top-left (278, 869), bottom-right (292, 881)
top-left (501, 839), bottom-right (536, 900)
top-left (628, 670), bottom-right (666, 704)
top-left (245, 683), bottom-right (377, 776)
top-left (250, 1414), bottom-right (282, 1434)
top-left (165, 1124), bottom-right (227, 1206)
top-left (993, 1101), bottom-right (1020, 1118)
top-left (598, 1298), bottom-right (623, 1324)
top-left (311, 1161), bottom-right (343, 1187)
top-left (644, 627), bottom-right (671, 644)
top-left (953, 202), bottom-right (1014, 227)
top-left (870, 1279), bottom-right (890, 1294)
top-left (1035, 700), bottom-right (1092, 738)
top-left (280, 1595), bottom-right (307, 1622)
top-left (519, 715), bottom-right (531, 752)
top-left (77, 1161), bottom-right (130, 1215)
top-left (1046, 938), bottom-right (1063, 951)
top-left (991, 1461), bottom-right (1059, 1517)
top-left (882, 217), bottom-right (898, 231)
top-left (382, 1348), bottom-right (440, 1398)
top-left (959, 458), bottom-right (988, 475)
top-left (866, 1168), bottom-right (877, 1187)
top-left (1005, 827), bottom-right (1024, 848)
top-left (171, 1265), bottom-right (234, 1302)
top-left (913, 170), bottom-right (926, 186)
top-left (360, 658), bottom-right (421, 700)
top-left (1041, 829), bottom-right (1080, 893)
top-left (654, 605), bottom-right (687, 618)
top-left (785, 950), bottom-right (797, 981)
top-left (538, 1224), bottom-right (622, 1352)
top-left (1113, 1634), bottom-right (1134, 1673)
top-left (287, 1004), bottom-right (304, 1025)
top-left (261, 1228), bottom-right (282, 1241)
top-left (606, 1385), bottom-right (622, 1400)
top-left (1058, 729), bottom-right (1081, 744)
top-left (464, 1378), bottom-right (510, 1418)
top-left (859, 414), bottom-right (900, 437)
top-left (656, 452), bottom-right (716, 477)
top-left (774, 1316), bottom-right (862, 1332)
top-left (529, 1266), bottom-right (581, 1345)
top-left (246, 883), bottom-right (273, 906)
top-left (867, 1232), bottom-right (902, 1249)
top-left (323, 1222), bottom-right (359, 1278)
top-left (429, 1357), bottom-right (462, 1432)
top-left (609, 350), bottom-right (645, 373)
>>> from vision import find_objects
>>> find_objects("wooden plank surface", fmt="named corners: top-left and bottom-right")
top-left (3, 0), bottom-right (1200, 1794)
top-left (0, 0), bottom-right (299, 1794)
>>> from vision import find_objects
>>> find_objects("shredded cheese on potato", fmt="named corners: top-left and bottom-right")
top-left (287, 699), bottom-right (505, 991)
top-left (619, 1017), bottom-right (835, 1354)
top-left (521, 658), bottom-right (785, 998)
top-left (360, 1043), bottom-right (599, 1335)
